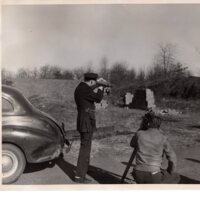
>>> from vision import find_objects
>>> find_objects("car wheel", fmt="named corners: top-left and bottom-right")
top-left (2, 144), bottom-right (26, 184)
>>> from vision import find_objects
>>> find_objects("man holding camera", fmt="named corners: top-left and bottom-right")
top-left (74, 72), bottom-right (107, 183)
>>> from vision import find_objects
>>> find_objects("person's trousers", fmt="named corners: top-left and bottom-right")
top-left (76, 131), bottom-right (93, 180)
top-left (132, 169), bottom-right (180, 184)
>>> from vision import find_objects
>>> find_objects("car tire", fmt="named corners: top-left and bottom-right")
top-left (2, 144), bottom-right (26, 184)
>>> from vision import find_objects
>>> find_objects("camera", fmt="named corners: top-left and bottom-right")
top-left (96, 78), bottom-right (112, 95)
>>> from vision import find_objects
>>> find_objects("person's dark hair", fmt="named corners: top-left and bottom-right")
top-left (139, 110), bottom-right (161, 130)
top-left (139, 116), bottom-right (149, 130)
top-left (139, 110), bottom-right (154, 130)
top-left (149, 116), bottom-right (162, 129)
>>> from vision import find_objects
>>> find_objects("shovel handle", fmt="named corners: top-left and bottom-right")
top-left (120, 149), bottom-right (137, 183)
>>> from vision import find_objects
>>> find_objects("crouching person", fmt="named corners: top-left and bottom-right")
top-left (131, 115), bottom-right (180, 184)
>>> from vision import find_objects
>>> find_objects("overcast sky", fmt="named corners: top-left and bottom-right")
top-left (2, 4), bottom-right (200, 76)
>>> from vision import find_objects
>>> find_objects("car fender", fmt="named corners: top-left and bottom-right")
top-left (2, 127), bottom-right (63, 163)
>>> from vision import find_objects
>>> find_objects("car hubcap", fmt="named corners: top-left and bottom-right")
top-left (2, 151), bottom-right (18, 178)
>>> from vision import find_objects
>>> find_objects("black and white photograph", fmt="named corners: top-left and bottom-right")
top-left (1, 1), bottom-right (200, 188)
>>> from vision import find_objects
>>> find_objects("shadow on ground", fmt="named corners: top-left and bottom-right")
top-left (188, 125), bottom-right (200, 129)
top-left (56, 157), bottom-right (76, 181)
top-left (88, 165), bottom-right (128, 184)
top-left (186, 158), bottom-right (200, 164)
top-left (179, 175), bottom-right (200, 184)
top-left (55, 156), bottom-right (131, 184)
top-left (24, 161), bottom-right (55, 173)
top-left (24, 157), bottom-right (200, 184)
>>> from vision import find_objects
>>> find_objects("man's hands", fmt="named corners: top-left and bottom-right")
top-left (96, 78), bottom-right (107, 92)
top-left (93, 86), bottom-right (110, 95)
top-left (93, 77), bottom-right (111, 94)
top-left (93, 86), bottom-right (103, 93)
top-left (98, 86), bottom-right (104, 91)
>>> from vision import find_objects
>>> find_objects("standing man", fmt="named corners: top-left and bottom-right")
top-left (74, 73), bottom-right (104, 183)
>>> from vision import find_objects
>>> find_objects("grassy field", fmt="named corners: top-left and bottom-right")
top-left (13, 78), bottom-right (145, 133)
top-left (13, 78), bottom-right (200, 147)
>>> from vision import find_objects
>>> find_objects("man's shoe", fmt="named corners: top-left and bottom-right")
top-left (74, 176), bottom-right (92, 184)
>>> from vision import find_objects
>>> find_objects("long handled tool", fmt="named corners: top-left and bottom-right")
top-left (120, 149), bottom-right (137, 183)
top-left (120, 110), bottom-right (155, 183)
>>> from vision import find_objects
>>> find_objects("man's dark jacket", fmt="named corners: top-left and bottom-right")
top-left (74, 82), bottom-right (103, 133)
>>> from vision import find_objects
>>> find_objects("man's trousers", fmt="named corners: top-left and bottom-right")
top-left (76, 131), bottom-right (93, 180)
top-left (132, 169), bottom-right (180, 184)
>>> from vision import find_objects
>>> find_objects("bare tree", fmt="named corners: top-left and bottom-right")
top-left (16, 67), bottom-right (32, 78)
top-left (194, 47), bottom-right (200, 76)
top-left (50, 66), bottom-right (63, 79)
top-left (73, 67), bottom-right (85, 80)
top-left (126, 68), bottom-right (136, 83)
top-left (39, 65), bottom-right (51, 79)
top-left (99, 56), bottom-right (110, 80)
top-left (110, 62), bottom-right (128, 87)
top-left (85, 61), bottom-right (94, 73)
top-left (2, 68), bottom-right (14, 85)
top-left (136, 69), bottom-right (146, 85)
top-left (62, 69), bottom-right (74, 80)
top-left (154, 43), bottom-right (176, 72)
top-left (30, 67), bottom-right (39, 79)
top-left (148, 43), bottom-right (188, 82)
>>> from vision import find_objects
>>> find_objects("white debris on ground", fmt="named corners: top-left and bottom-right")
top-left (95, 99), bottom-right (108, 109)
top-left (152, 108), bottom-right (182, 116)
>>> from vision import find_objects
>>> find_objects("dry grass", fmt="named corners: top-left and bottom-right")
top-left (156, 97), bottom-right (200, 113)
top-left (13, 78), bottom-right (146, 132)
top-left (13, 78), bottom-right (200, 151)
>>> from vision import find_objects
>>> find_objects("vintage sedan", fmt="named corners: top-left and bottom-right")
top-left (2, 85), bottom-right (70, 184)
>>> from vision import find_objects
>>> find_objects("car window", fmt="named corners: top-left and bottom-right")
top-left (2, 98), bottom-right (14, 113)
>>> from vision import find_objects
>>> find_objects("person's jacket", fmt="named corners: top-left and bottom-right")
top-left (131, 128), bottom-right (177, 173)
top-left (74, 82), bottom-right (103, 133)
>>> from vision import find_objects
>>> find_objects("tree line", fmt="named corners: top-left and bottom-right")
top-left (2, 43), bottom-right (200, 100)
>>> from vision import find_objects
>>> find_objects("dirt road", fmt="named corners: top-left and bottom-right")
top-left (12, 146), bottom-right (131, 185)
top-left (12, 135), bottom-right (200, 185)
